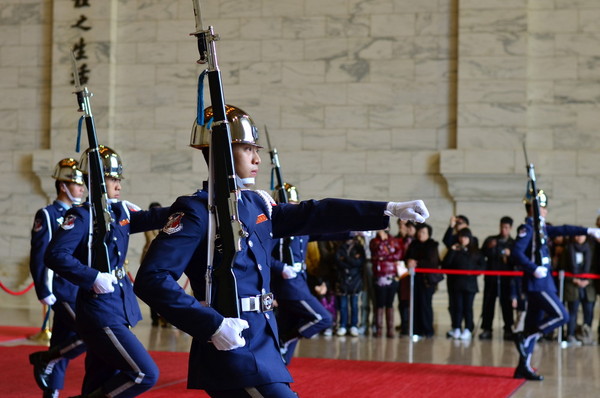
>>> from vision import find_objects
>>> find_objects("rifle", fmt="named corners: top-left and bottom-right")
top-left (265, 126), bottom-right (294, 265)
top-left (191, 0), bottom-right (243, 317)
top-left (70, 52), bottom-right (112, 273)
top-left (522, 144), bottom-right (549, 268)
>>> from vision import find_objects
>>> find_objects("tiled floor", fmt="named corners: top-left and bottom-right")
top-left (3, 305), bottom-right (599, 397)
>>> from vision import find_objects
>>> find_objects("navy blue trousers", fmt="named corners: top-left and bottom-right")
top-left (80, 324), bottom-right (158, 397)
top-left (47, 300), bottom-right (86, 390)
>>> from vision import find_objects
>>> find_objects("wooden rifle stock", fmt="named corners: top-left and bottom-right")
top-left (71, 53), bottom-right (112, 273)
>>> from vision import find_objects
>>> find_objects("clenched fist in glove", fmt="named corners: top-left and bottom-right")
top-left (211, 318), bottom-right (250, 351)
top-left (385, 200), bottom-right (430, 223)
top-left (92, 272), bottom-right (117, 294)
top-left (588, 228), bottom-right (600, 240)
top-left (281, 265), bottom-right (297, 279)
top-left (533, 266), bottom-right (548, 279)
top-left (40, 294), bottom-right (57, 306)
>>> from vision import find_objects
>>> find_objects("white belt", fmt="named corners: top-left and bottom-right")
top-left (240, 293), bottom-right (274, 312)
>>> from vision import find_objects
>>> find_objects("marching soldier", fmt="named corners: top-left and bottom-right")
top-left (44, 146), bottom-right (170, 398)
top-left (270, 183), bottom-right (350, 363)
top-left (29, 158), bottom-right (86, 398)
top-left (134, 105), bottom-right (430, 397)
top-left (512, 189), bottom-right (600, 380)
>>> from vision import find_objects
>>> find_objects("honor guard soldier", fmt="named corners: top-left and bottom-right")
top-left (29, 158), bottom-right (86, 398)
top-left (512, 189), bottom-right (600, 380)
top-left (44, 146), bottom-right (170, 398)
top-left (134, 105), bottom-right (431, 398)
top-left (270, 183), bottom-right (349, 364)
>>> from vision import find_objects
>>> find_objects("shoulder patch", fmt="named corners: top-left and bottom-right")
top-left (33, 218), bottom-right (43, 232)
top-left (163, 212), bottom-right (184, 235)
top-left (61, 214), bottom-right (77, 230)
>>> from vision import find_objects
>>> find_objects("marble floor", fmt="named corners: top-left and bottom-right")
top-left (3, 305), bottom-right (600, 398)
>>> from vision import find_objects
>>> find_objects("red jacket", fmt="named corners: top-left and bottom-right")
top-left (370, 234), bottom-right (405, 278)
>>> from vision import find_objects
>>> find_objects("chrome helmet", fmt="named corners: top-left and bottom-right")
top-left (52, 158), bottom-right (84, 185)
top-left (523, 187), bottom-right (548, 208)
top-left (79, 145), bottom-right (124, 179)
top-left (190, 104), bottom-right (261, 149)
top-left (273, 183), bottom-right (299, 203)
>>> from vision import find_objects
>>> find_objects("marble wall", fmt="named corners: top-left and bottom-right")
top-left (0, 0), bottom-right (599, 308)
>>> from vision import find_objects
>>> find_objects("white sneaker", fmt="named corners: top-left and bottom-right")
top-left (336, 327), bottom-right (347, 336)
top-left (323, 328), bottom-right (333, 337)
top-left (460, 329), bottom-right (472, 340)
top-left (448, 328), bottom-right (461, 339)
top-left (349, 326), bottom-right (359, 337)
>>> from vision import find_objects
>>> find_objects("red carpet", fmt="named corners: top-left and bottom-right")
top-left (0, 326), bottom-right (42, 343)
top-left (0, 345), bottom-right (524, 397)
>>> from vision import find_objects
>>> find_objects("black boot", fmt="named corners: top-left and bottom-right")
top-left (513, 332), bottom-right (527, 358)
top-left (29, 348), bottom-right (61, 391)
top-left (513, 358), bottom-right (543, 381)
top-left (43, 390), bottom-right (59, 398)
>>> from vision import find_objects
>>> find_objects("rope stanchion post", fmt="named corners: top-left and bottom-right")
top-left (409, 267), bottom-right (415, 343)
top-left (27, 305), bottom-right (52, 346)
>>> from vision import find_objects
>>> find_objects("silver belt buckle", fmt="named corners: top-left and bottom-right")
top-left (113, 267), bottom-right (125, 280)
top-left (260, 293), bottom-right (274, 312)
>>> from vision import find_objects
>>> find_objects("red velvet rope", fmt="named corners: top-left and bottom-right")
top-left (414, 268), bottom-right (600, 279)
top-left (0, 280), bottom-right (35, 295)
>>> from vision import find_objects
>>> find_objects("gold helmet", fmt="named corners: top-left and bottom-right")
top-left (523, 188), bottom-right (548, 208)
top-left (273, 183), bottom-right (299, 203)
top-left (79, 145), bottom-right (124, 179)
top-left (52, 158), bottom-right (84, 185)
top-left (190, 104), bottom-right (262, 149)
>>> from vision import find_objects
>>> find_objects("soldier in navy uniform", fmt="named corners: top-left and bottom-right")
top-left (44, 146), bottom-right (170, 398)
top-left (270, 183), bottom-right (351, 364)
top-left (512, 189), bottom-right (600, 380)
top-left (134, 105), bottom-right (431, 398)
top-left (28, 158), bottom-right (86, 398)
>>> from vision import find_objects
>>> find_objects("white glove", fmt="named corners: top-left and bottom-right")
top-left (385, 200), bottom-right (430, 223)
top-left (92, 272), bottom-right (118, 294)
top-left (533, 266), bottom-right (548, 279)
top-left (587, 228), bottom-right (600, 240)
top-left (40, 294), bottom-right (56, 306)
top-left (211, 318), bottom-right (249, 351)
top-left (281, 265), bottom-right (297, 279)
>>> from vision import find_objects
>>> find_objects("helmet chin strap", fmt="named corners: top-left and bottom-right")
top-left (236, 175), bottom-right (255, 188)
top-left (61, 182), bottom-right (83, 205)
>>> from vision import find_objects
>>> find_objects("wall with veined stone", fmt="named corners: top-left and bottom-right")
top-left (1, 0), bottom-right (599, 308)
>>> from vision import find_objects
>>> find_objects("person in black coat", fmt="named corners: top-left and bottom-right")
top-left (442, 228), bottom-right (485, 340)
top-left (405, 223), bottom-right (440, 338)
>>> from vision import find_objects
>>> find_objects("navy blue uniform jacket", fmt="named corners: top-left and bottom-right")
top-left (30, 200), bottom-right (78, 302)
top-left (134, 189), bottom-right (389, 390)
top-left (512, 217), bottom-right (587, 293)
top-left (45, 201), bottom-right (169, 331)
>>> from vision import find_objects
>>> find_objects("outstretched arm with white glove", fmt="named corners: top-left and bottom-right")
top-left (588, 228), bottom-right (600, 240)
top-left (92, 272), bottom-right (117, 294)
top-left (211, 318), bottom-right (250, 351)
top-left (385, 200), bottom-right (430, 223)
